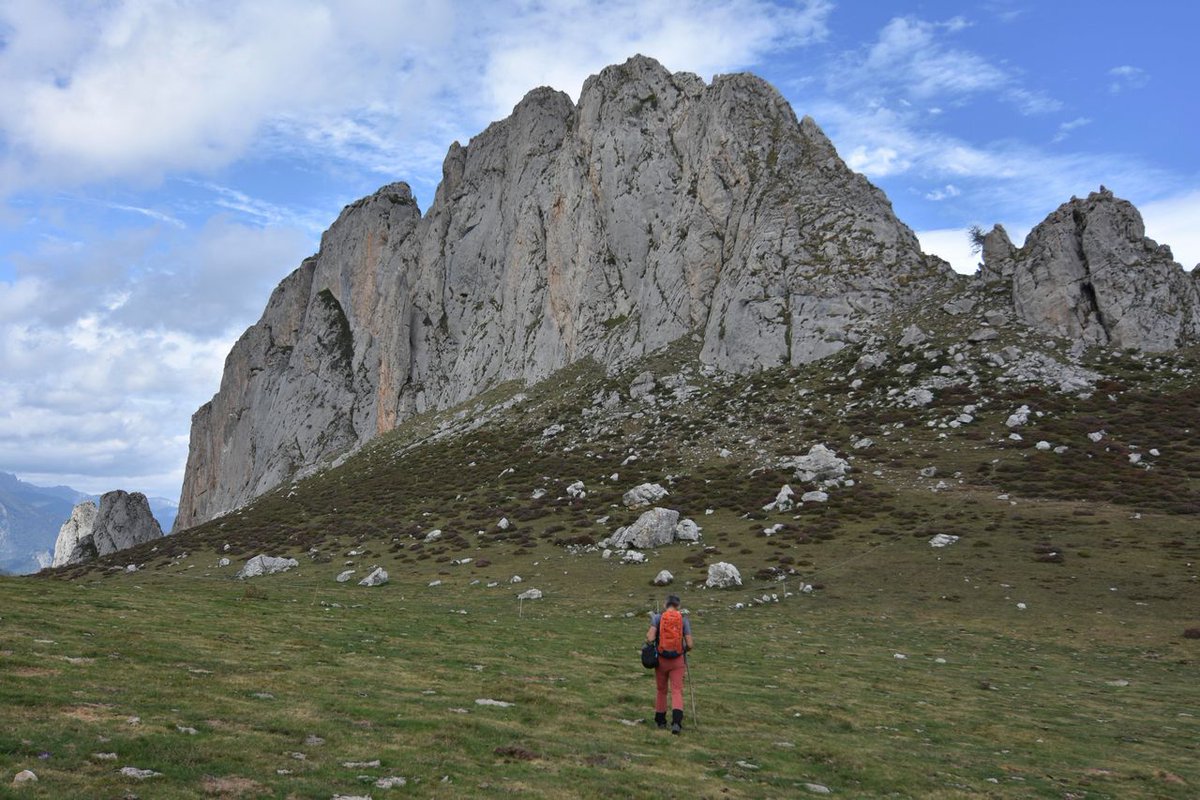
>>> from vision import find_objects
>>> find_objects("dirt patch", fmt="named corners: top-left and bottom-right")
top-left (12, 667), bottom-right (60, 678)
top-left (202, 775), bottom-right (268, 796)
top-left (61, 703), bottom-right (117, 722)
top-left (494, 745), bottom-right (541, 761)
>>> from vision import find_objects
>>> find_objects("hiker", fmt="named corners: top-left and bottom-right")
top-left (646, 593), bottom-right (694, 734)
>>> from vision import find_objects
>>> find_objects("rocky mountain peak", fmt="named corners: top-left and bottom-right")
top-left (988, 188), bottom-right (1200, 351)
top-left (172, 59), bottom-right (1192, 534)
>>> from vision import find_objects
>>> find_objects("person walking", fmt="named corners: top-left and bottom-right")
top-left (646, 594), bottom-right (694, 734)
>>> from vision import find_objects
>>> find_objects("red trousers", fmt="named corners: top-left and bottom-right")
top-left (655, 655), bottom-right (685, 712)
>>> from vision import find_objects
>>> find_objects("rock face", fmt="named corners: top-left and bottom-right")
top-left (51, 500), bottom-right (98, 567)
top-left (175, 55), bottom-right (949, 530)
top-left (983, 188), bottom-right (1200, 351)
top-left (51, 492), bottom-right (162, 567)
top-left (91, 491), bottom-right (164, 558)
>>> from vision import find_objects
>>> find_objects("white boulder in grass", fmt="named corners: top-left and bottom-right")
top-left (1005, 405), bottom-right (1030, 427)
top-left (611, 508), bottom-right (679, 550)
top-left (623, 483), bottom-right (669, 508)
top-left (236, 554), bottom-right (299, 579)
top-left (566, 481), bottom-right (587, 499)
top-left (674, 518), bottom-right (702, 542)
top-left (517, 588), bottom-right (542, 600)
top-left (358, 567), bottom-right (388, 587)
top-left (800, 490), bottom-right (829, 503)
top-left (336, 569), bottom-right (356, 583)
top-left (763, 485), bottom-right (794, 512)
top-left (653, 570), bottom-right (674, 586)
top-left (705, 562), bottom-right (742, 589)
top-left (784, 445), bottom-right (850, 484)
top-left (928, 534), bottom-right (959, 548)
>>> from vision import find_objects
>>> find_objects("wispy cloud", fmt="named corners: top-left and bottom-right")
top-left (107, 203), bottom-right (186, 229)
top-left (924, 184), bottom-right (961, 201)
top-left (1108, 65), bottom-right (1149, 93)
top-left (1052, 116), bottom-right (1092, 143)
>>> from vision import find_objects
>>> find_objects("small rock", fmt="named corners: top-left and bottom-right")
top-left (341, 760), bottom-right (381, 768)
top-left (218, 557), bottom-right (230, 567)
top-left (375, 776), bottom-right (407, 788)
top-left (497, 517), bottom-right (510, 530)
top-left (800, 490), bottom-right (828, 503)
top-left (176, 726), bottom-right (198, 735)
top-left (967, 327), bottom-right (999, 343)
top-left (12, 770), bottom-right (37, 785)
top-left (928, 534), bottom-right (959, 548)
top-left (1035, 441), bottom-right (1051, 451)
top-left (566, 481), bottom-right (586, 499)
top-left (653, 570), bottom-right (674, 586)
top-left (475, 698), bottom-right (514, 708)
top-left (804, 783), bottom-right (832, 795)
top-left (424, 529), bottom-right (443, 542)
top-left (119, 767), bottom-right (162, 780)
top-left (336, 570), bottom-right (356, 583)
top-left (93, 753), bottom-right (118, 761)
top-left (517, 588), bottom-right (542, 601)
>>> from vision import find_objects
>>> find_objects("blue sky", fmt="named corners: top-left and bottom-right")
top-left (0, 0), bottom-right (1196, 502)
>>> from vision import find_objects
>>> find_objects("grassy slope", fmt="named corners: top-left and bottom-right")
top-left (2, 323), bottom-right (1199, 798)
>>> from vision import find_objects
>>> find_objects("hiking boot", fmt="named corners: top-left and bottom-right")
top-left (671, 709), bottom-right (683, 735)
top-left (654, 712), bottom-right (667, 729)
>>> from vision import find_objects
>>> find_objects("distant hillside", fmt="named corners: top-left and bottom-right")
top-left (0, 472), bottom-right (176, 574)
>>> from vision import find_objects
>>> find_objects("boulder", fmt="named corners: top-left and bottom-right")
top-left (517, 588), bottom-right (543, 600)
top-left (358, 567), bottom-right (388, 587)
top-left (12, 770), bottom-right (37, 785)
top-left (237, 555), bottom-right (299, 579)
top-left (623, 483), bottom-right (669, 508)
top-left (336, 570), bottom-right (356, 583)
top-left (800, 490), bottom-right (829, 503)
top-left (783, 445), bottom-right (849, 484)
top-left (898, 324), bottom-right (927, 347)
top-left (674, 518), bottom-right (702, 542)
top-left (653, 570), bottom-right (674, 586)
top-left (706, 562), bottom-right (742, 589)
top-left (566, 481), bottom-right (586, 499)
top-left (763, 485), bottom-right (794, 512)
top-left (611, 508), bottom-right (680, 549)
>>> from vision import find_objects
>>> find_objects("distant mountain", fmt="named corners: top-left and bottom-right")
top-left (0, 473), bottom-right (177, 574)
top-left (0, 472), bottom-right (88, 574)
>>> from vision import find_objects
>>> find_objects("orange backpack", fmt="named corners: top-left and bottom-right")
top-left (658, 608), bottom-right (684, 658)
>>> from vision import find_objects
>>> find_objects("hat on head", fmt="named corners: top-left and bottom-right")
top-left (665, 594), bottom-right (681, 608)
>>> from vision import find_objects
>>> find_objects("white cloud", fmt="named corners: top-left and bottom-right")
top-left (1052, 116), bottom-right (1092, 144)
top-left (480, 0), bottom-right (832, 118)
top-left (1108, 65), bottom-right (1149, 93)
top-left (0, 216), bottom-right (311, 498)
top-left (916, 228), bottom-right (979, 275)
top-left (924, 184), bottom-right (961, 201)
top-left (1141, 190), bottom-right (1200, 270)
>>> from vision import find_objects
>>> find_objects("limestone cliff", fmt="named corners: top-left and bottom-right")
top-left (175, 56), bottom-right (949, 530)
top-left (981, 188), bottom-right (1200, 351)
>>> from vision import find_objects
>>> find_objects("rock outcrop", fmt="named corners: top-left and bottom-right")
top-left (176, 56), bottom-right (949, 530)
top-left (50, 492), bottom-right (163, 567)
top-left (51, 500), bottom-right (98, 568)
top-left (982, 188), bottom-right (1200, 351)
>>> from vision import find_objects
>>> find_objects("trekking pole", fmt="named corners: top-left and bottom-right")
top-left (684, 651), bottom-right (699, 731)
